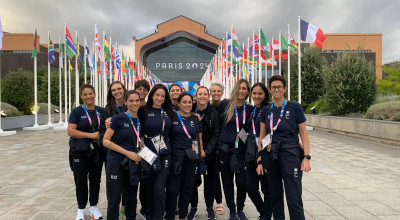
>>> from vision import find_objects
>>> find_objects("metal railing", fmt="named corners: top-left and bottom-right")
top-left (136, 28), bottom-right (158, 41)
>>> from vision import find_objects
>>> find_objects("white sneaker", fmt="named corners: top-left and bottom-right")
top-left (88, 206), bottom-right (103, 220)
top-left (76, 209), bottom-right (85, 220)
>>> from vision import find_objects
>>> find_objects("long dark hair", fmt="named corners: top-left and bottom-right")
top-left (140, 84), bottom-right (173, 119)
top-left (105, 81), bottom-right (127, 115)
top-left (251, 82), bottom-right (270, 107)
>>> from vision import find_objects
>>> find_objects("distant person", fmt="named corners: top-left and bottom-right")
top-left (210, 82), bottom-right (224, 111)
top-left (68, 84), bottom-right (105, 220)
top-left (257, 75), bottom-right (311, 220)
top-left (169, 83), bottom-right (183, 110)
top-left (135, 80), bottom-right (150, 106)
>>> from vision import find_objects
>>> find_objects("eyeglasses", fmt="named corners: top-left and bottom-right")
top-left (137, 88), bottom-right (148, 92)
top-left (270, 85), bottom-right (284, 91)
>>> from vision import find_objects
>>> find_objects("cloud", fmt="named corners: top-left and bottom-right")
top-left (1, 0), bottom-right (399, 62)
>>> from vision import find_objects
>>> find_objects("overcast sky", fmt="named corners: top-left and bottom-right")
top-left (1, 0), bottom-right (399, 63)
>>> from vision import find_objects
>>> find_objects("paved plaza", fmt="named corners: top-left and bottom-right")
top-left (0, 128), bottom-right (399, 219)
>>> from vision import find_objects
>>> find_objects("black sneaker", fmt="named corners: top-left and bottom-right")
top-left (137, 209), bottom-right (148, 220)
top-left (205, 208), bottom-right (215, 220)
top-left (187, 207), bottom-right (198, 220)
top-left (229, 212), bottom-right (238, 220)
top-left (237, 210), bottom-right (248, 220)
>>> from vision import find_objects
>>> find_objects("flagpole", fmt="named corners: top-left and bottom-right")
top-left (288, 24), bottom-right (291, 101)
top-left (298, 16), bottom-right (302, 104)
top-left (32, 27), bottom-right (39, 127)
top-left (91, 42), bottom-right (94, 85)
top-left (47, 31), bottom-right (52, 126)
top-left (69, 58), bottom-right (72, 113)
top-left (279, 31), bottom-right (282, 76)
top-left (109, 37), bottom-right (112, 85)
top-left (103, 31), bottom-right (106, 107)
top-left (94, 24), bottom-right (98, 105)
top-left (258, 25), bottom-right (262, 82)
top-left (271, 37), bottom-right (275, 76)
top-left (251, 31), bottom-right (255, 87)
top-left (84, 37), bottom-right (87, 84)
top-left (225, 32), bottom-right (228, 99)
top-left (64, 24), bottom-right (68, 124)
top-left (247, 37), bottom-right (250, 84)
top-left (75, 31), bottom-right (79, 107)
top-left (58, 37), bottom-right (63, 124)
top-left (230, 24), bottom-right (233, 96)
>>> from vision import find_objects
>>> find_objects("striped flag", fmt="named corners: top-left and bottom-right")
top-left (84, 38), bottom-right (93, 71)
top-left (65, 27), bottom-right (77, 58)
top-left (104, 35), bottom-right (111, 62)
top-left (48, 34), bottom-right (55, 64)
top-left (31, 28), bottom-right (38, 59)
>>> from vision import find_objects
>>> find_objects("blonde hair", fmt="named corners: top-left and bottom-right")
top-left (224, 79), bottom-right (250, 124)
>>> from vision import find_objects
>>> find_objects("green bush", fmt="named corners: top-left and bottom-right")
top-left (1, 68), bottom-right (34, 114)
top-left (324, 52), bottom-right (377, 115)
top-left (284, 46), bottom-right (327, 110)
top-left (364, 101), bottom-right (400, 121)
top-left (305, 98), bottom-right (329, 114)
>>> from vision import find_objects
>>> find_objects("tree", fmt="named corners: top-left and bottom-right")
top-left (378, 66), bottom-right (400, 95)
top-left (1, 69), bottom-right (34, 114)
top-left (284, 46), bottom-right (327, 110)
top-left (324, 52), bottom-right (377, 115)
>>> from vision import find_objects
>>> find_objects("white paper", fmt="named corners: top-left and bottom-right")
top-left (238, 128), bottom-right (248, 143)
top-left (138, 146), bottom-right (158, 165)
top-left (262, 134), bottom-right (272, 150)
top-left (193, 140), bottom-right (199, 154)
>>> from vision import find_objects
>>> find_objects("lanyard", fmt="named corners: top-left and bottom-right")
top-left (116, 104), bottom-right (124, 113)
top-left (160, 106), bottom-right (165, 133)
top-left (251, 106), bottom-right (263, 138)
top-left (126, 112), bottom-right (141, 145)
top-left (176, 111), bottom-right (192, 140)
top-left (269, 100), bottom-right (286, 135)
top-left (194, 106), bottom-right (204, 121)
top-left (82, 104), bottom-right (100, 129)
top-left (235, 101), bottom-right (246, 134)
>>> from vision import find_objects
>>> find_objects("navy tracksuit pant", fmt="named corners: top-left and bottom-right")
top-left (262, 148), bottom-right (305, 220)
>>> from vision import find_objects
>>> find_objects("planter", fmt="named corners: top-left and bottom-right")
top-left (1, 114), bottom-right (46, 130)
top-left (306, 114), bottom-right (400, 142)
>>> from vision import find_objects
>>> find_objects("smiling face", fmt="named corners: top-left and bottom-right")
top-left (125, 93), bottom-right (141, 113)
top-left (251, 86), bottom-right (266, 106)
top-left (237, 82), bottom-right (249, 101)
top-left (196, 88), bottom-right (209, 106)
top-left (111, 83), bottom-right (124, 101)
top-left (136, 86), bottom-right (149, 100)
top-left (152, 88), bottom-right (166, 108)
top-left (211, 85), bottom-right (223, 102)
top-left (178, 95), bottom-right (193, 114)
top-left (81, 88), bottom-right (96, 106)
top-left (169, 86), bottom-right (182, 100)
top-left (269, 80), bottom-right (287, 100)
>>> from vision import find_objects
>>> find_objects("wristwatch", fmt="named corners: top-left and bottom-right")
top-left (304, 155), bottom-right (311, 160)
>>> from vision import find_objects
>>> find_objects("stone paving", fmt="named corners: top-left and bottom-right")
top-left (0, 129), bottom-right (399, 219)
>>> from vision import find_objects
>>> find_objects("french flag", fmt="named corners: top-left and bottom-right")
top-left (300, 19), bottom-right (325, 48)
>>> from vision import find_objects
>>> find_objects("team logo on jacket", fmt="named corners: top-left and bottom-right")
top-left (294, 168), bottom-right (298, 178)
top-left (285, 111), bottom-right (290, 119)
top-left (148, 113), bottom-right (155, 117)
top-left (172, 121), bottom-right (179, 125)
top-left (81, 116), bottom-right (87, 119)
top-left (124, 123), bottom-right (130, 128)
top-left (111, 175), bottom-right (118, 180)
top-left (190, 121), bottom-right (194, 127)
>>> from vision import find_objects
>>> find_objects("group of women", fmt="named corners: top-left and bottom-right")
top-left (67, 76), bottom-right (311, 220)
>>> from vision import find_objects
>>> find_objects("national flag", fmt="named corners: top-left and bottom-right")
top-left (104, 35), bottom-right (111, 62)
top-left (280, 35), bottom-right (289, 59)
top-left (69, 58), bottom-right (73, 70)
top-left (85, 38), bottom-right (94, 71)
top-left (0, 16), bottom-right (3, 50)
top-left (31, 28), bottom-right (38, 59)
top-left (232, 28), bottom-right (243, 58)
top-left (115, 44), bottom-right (121, 75)
top-left (260, 29), bottom-right (271, 61)
top-left (249, 34), bottom-right (259, 57)
top-left (95, 26), bottom-right (100, 49)
top-left (272, 40), bottom-right (280, 59)
top-left (226, 34), bottom-right (232, 55)
top-left (288, 31), bottom-right (299, 54)
top-left (76, 36), bottom-right (82, 61)
top-left (48, 34), bottom-right (56, 64)
top-left (111, 45), bottom-right (116, 61)
top-left (300, 19), bottom-right (325, 48)
top-left (65, 27), bottom-right (77, 58)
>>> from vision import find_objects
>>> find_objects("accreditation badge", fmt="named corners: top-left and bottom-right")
top-left (192, 140), bottom-right (199, 154)
top-left (262, 134), bottom-right (272, 151)
top-left (151, 135), bottom-right (167, 153)
top-left (138, 146), bottom-right (158, 165)
top-left (238, 128), bottom-right (248, 143)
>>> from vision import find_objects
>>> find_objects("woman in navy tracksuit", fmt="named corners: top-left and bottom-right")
top-left (245, 83), bottom-right (271, 219)
top-left (103, 90), bottom-right (142, 220)
top-left (165, 92), bottom-right (204, 220)
top-left (68, 84), bottom-right (105, 220)
top-left (137, 84), bottom-right (174, 220)
top-left (217, 79), bottom-right (252, 220)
